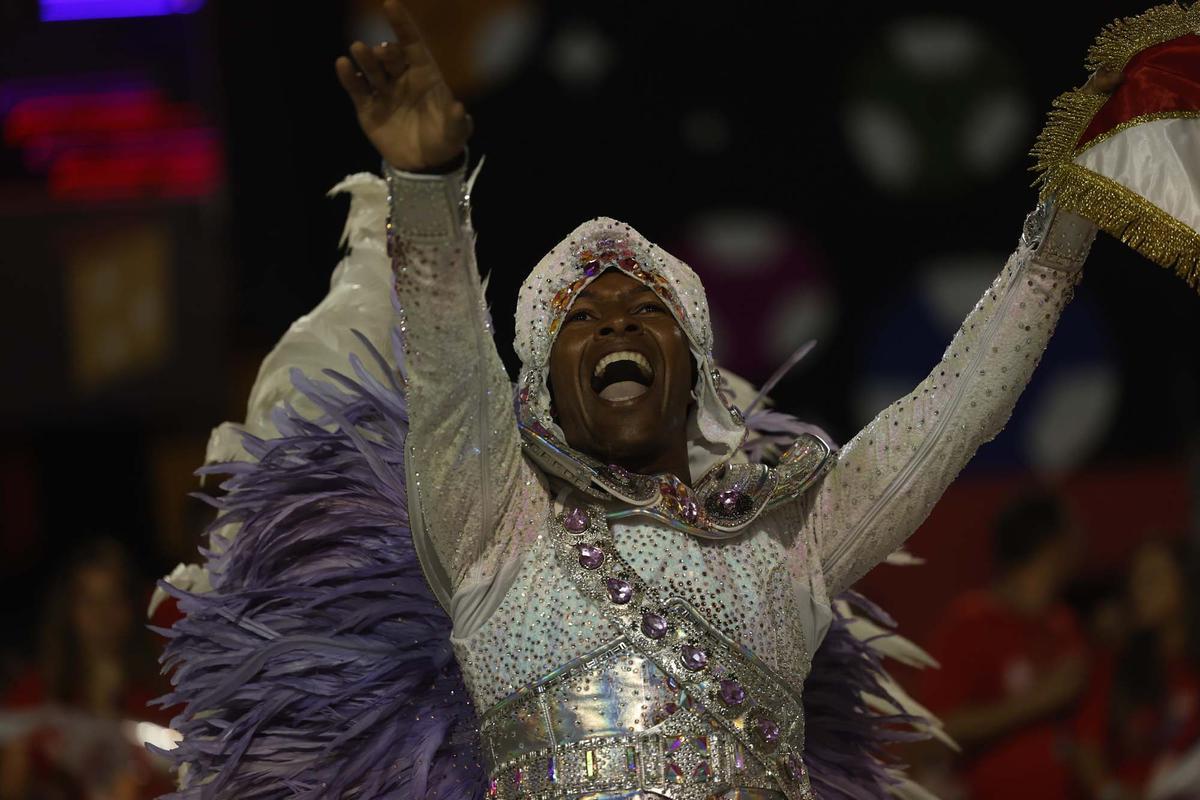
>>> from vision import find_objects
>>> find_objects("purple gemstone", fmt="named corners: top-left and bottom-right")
top-left (680, 497), bottom-right (699, 524)
top-left (680, 644), bottom-right (708, 671)
top-left (577, 543), bottom-right (605, 570)
top-left (563, 507), bottom-right (590, 533)
top-left (756, 717), bottom-right (781, 743)
top-left (641, 611), bottom-right (668, 639)
top-left (719, 678), bottom-right (746, 706)
top-left (716, 489), bottom-right (743, 515)
top-left (606, 578), bottom-right (633, 604)
top-left (582, 259), bottom-right (601, 276)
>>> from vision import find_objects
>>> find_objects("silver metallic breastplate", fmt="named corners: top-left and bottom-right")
top-left (477, 500), bottom-right (814, 800)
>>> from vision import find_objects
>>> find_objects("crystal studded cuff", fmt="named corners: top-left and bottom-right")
top-left (1023, 200), bottom-right (1097, 274)
top-left (382, 158), bottom-right (469, 243)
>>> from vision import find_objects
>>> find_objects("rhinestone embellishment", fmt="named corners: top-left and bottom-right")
top-left (606, 578), bottom-right (633, 604)
top-left (680, 644), bottom-right (708, 671)
top-left (718, 678), bottom-right (746, 706)
top-left (563, 507), bottom-right (590, 533)
top-left (756, 716), bottom-right (781, 744)
top-left (577, 543), bottom-right (605, 570)
top-left (715, 489), bottom-right (743, 515)
top-left (640, 611), bottom-right (668, 639)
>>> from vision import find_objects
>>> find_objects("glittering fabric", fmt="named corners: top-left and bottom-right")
top-left (385, 164), bottom-right (1094, 714)
top-left (166, 164), bottom-right (1096, 798)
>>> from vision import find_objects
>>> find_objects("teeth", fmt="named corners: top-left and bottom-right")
top-left (593, 351), bottom-right (652, 380)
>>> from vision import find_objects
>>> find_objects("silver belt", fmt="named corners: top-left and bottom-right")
top-left (481, 639), bottom-right (792, 800)
top-left (486, 728), bottom-right (781, 800)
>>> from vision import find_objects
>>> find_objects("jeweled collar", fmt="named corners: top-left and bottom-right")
top-left (519, 422), bottom-right (833, 539)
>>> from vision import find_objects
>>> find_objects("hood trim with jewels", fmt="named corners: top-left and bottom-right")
top-left (519, 424), bottom-right (834, 539)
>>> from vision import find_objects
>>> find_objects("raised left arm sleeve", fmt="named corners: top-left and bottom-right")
top-left (809, 203), bottom-right (1097, 596)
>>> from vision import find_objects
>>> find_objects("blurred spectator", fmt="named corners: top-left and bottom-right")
top-left (1065, 572), bottom-right (1131, 656)
top-left (1072, 539), bottom-right (1200, 800)
top-left (0, 540), bottom-right (173, 800)
top-left (920, 490), bottom-right (1086, 800)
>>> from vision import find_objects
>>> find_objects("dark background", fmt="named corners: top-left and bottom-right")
top-left (0, 0), bottom-right (1196, 712)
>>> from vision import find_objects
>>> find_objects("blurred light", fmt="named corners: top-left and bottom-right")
top-left (888, 18), bottom-right (982, 76)
top-left (5, 89), bottom-right (199, 146)
top-left (842, 16), bottom-right (1030, 195)
top-left (688, 214), bottom-right (787, 273)
top-left (546, 22), bottom-right (615, 89)
top-left (673, 211), bottom-right (835, 381)
top-left (472, 3), bottom-right (538, 85)
top-left (680, 108), bottom-right (731, 155)
top-left (49, 129), bottom-right (221, 200)
top-left (64, 223), bottom-right (173, 389)
top-left (40, 0), bottom-right (204, 22)
top-left (1023, 364), bottom-right (1119, 473)
top-left (843, 102), bottom-right (919, 191)
top-left (763, 286), bottom-right (836, 366)
top-left (1, 84), bottom-right (222, 200)
top-left (959, 90), bottom-right (1031, 174)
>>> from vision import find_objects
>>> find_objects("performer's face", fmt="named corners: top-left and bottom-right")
top-left (548, 270), bottom-right (694, 469)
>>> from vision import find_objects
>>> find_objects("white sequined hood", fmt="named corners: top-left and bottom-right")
top-left (513, 216), bottom-right (746, 490)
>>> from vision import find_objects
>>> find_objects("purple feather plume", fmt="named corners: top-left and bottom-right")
top-left (154, 335), bottom-right (484, 799)
top-left (802, 593), bottom-right (930, 799)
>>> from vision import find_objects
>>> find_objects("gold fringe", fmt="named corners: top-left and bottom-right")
top-left (1043, 162), bottom-right (1200, 290)
top-left (1078, 109), bottom-right (1200, 151)
top-left (1030, 89), bottom-right (1107, 181)
top-left (1085, 2), bottom-right (1200, 72)
top-left (1030, 2), bottom-right (1200, 295)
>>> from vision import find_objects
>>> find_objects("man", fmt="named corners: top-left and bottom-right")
top-left (922, 491), bottom-right (1087, 800)
top-left (161, 2), bottom-right (1124, 797)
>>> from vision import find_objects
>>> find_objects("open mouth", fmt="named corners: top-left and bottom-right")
top-left (591, 350), bottom-right (655, 402)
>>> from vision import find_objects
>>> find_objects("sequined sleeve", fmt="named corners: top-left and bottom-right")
top-left (385, 162), bottom-right (547, 611)
top-left (806, 204), bottom-right (1097, 596)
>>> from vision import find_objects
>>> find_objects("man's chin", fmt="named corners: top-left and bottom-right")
top-left (577, 424), bottom-right (666, 468)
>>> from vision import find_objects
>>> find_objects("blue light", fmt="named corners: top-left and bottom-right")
top-left (40, 0), bottom-right (204, 22)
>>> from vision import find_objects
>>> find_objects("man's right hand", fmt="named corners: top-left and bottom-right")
top-left (335, 0), bottom-right (472, 172)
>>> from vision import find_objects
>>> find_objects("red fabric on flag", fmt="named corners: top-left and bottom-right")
top-left (1078, 34), bottom-right (1200, 149)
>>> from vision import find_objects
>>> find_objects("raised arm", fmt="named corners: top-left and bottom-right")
top-left (806, 202), bottom-right (1095, 596)
top-left (799, 70), bottom-right (1125, 597)
top-left (336, 2), bottom-right (543, 610)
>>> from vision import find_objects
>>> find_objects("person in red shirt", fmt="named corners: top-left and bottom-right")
top-left (1073, 538), bottom-right (1200, 800)
top-left (921, 490), bottom-right (1087, 800)
top-left (0, 539), bottom-right (175, 800)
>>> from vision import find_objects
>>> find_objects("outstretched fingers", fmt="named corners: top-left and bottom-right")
top-left (335, 56), bottom-right (372, 108)
top-left (350, 41), bottom-right (389, 93)
top-left (376, 42), bottom-right (409, 80)
top-left (383, 0), bottom-right (431, 65)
